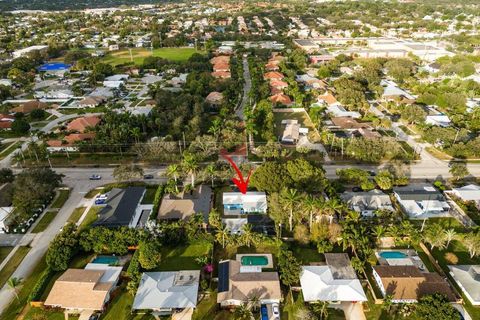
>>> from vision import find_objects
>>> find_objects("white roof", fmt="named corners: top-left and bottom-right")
top-left (84, 263), bottom-right (122, 283)
top-left (223, 192), bottom-right (267, 205)
top-left (452, 184), bottom-right (480, 201)
top-left (326, 105), bottom-right (361, 118)
top-left (105, 74), bottom-right (129, 81)
top-left (0, 207), bottom-right (14, 222)
top-left (300, 266), bottom-right (367, 302)
top-left (133, 271), bottom-right (200, 310)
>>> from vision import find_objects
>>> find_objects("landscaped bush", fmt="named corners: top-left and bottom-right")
top-left (444, 252), bottom-right (458, 265)
top-left (28, 267), bottom-right (54, 302)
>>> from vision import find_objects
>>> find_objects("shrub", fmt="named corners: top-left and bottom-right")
top-left (28, 267), bottom-right (54, 302)
top-left (293, 225), bottom-right (310, 245)
top-left (444, 252), bottom-right (458, 265)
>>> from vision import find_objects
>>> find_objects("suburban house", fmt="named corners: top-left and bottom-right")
top-left (340, 189), bottom-right (394, 217)
top-left (0, 114), bottom-right (15, 130)
top-left (448, 265), bottom-right (480, 305)
top-left (449, 184), bottom-right (480, 208)
top-left (269, 79), bottom-right (289, 90)
top-left (263, 71), bottom-right (284, 81)
top-left (44, 263), bottom-right (122, 316)
top-left (211, 71), bottom-right (231, 79)
top-left (76, 96), bottom-right (106, 108)
top-left (217, 259), bottom-right (281, 307)
top-left (223, 192), bottom-right (267, 215)
top-left (269, 93), bottom-right (293, 106)
top-left (325, 105), bottom-right (361, 119)
top-left (10, 100), bottom-right (47, 114)
top-left (372, 265), bottom-right (456, 303)
top-left (317, 92), bottom-right (341, 107)
top-left (425, 114), bottom-right (451, 127)
top-left (300, 253), bottom-right (367, 303)
top-left (222, 192), bottom-right (269, 234)
top-left (158, 185), bottom-right (212, 222)
top-left (67, 116), bottom-right (101, 133)
top-left (205, 91), bottom-right (224, 106)
top-left (93, 187), bottom-right (150, 228)
top-left (393, 185), bottom-right (450, 218)
top-left (132, 270), bottom-right (200, 317)
top-left (103, 74), bottom-right (129, 88)
top-left (380, 80), bottom-right (415, 103)
top-left (46, 133), bottom-right (96, 152)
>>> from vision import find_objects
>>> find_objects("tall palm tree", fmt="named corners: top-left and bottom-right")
top-left (240, 224), bottom-right (257, 248)
top-left (130, 127), bottom-right (141, 143)
top-left (215, 225), bottom-right (230, 249)
top-left (208, 118), bottom-right (222, 142)
top-left (166, 164), bottom-right (180, 184)
top-left (204, 164), bottom-right (216, 187)
top-left (302, 195), bottom-right (317, 231)
top-left (7, 277), bottom-right (22, 301)
top-left (181, 153), bottom-right (199, 187)
top-left (444, 228), bottom-right (457, 248)
top-left (234, 303), bottom-right (253, 320)
top-left (373, 225), bottom-right (386, 245)
top-left (280, 188), bottom-right (302, 232)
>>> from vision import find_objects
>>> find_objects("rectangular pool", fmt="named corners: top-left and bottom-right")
top-left (92, 256), bottom-right (119, 265)
top-left (241, 255), bottom-right (269, 266)
top-left (379, 251), bottom-right (407, 259)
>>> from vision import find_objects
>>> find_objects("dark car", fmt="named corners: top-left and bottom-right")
top-left (143, 174), bottom-right (154, 180)
top-left (89, 174), bottom-right (102, 180)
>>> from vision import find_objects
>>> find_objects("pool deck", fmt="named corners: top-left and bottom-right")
top-left (236, 253), bottom-right (274, 269)
top-left (375, 249), bottom-right (427, 272)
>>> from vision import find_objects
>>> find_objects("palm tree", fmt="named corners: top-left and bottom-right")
top-left (280, 188), bottom-right (302, 232)
top-left (240, 224), bottom-right (258, 248)
top-left (311, 301), bottom-right (329, 319)
top-left (234, 303), bottom-right (253, 320)
top-left (301, 195), bottom-right (317, 231)
top-left (423, 224), bottom-right (447, 250)
top-left (463, 232), bottom-right (480, 258)
top-left (7, 277), bottom-right (22, 301)
top-left (248, 294), bottom-right (260, 312)
top-left (373, 225), bottom-right (386, 245)
top-left (181, 153), bottom-right (199, 187)
top-left (444, 228), bottom-right (457, 248)
top-left (166, 164), bottom-right (180, 184)
top-left (130, 127), bottom-right (141, 143)
top-left (215, 225), bottom-right (230, 248)
top-left (204, 164), bottom-right (216, 187)
top-left (208, 118), bottom-right (222, 142)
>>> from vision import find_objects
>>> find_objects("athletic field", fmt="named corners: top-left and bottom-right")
top-left (101, 47), bottom-right (202, 66)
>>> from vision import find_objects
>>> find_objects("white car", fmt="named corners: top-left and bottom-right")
top-left (272, 303), bottom-right (280, 319)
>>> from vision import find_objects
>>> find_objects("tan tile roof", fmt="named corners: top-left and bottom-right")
top-left (269, 80), bottom-right (288, 89)
top-left (67, 116), bottom-right (101, 133)
top-left (206, 92), bottom-right (224, 104)
top-left (270, 93), bottom-right (292, 105)
top-left (44, 269), bottom-right (114, 311)
top-left (264, 71), bottom-right (284, 80)
top-left (217, 260), bottom-right (281, 303)
top-left (10, 100), bottom-right (47, 113)
top-left (212, 71), bottom-right (231, 79)
top-left (210, 56), bottom-right (230, 64)
top-left (330, 117), bottom-right (369, 129)
top-left (318, 93), bottom-right (338, 105)
top-left (213, 61), bottom-right (230, 72)
top-left (373, 266), bottom-right (456, 301)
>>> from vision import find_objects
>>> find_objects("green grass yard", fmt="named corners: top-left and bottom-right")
top-left (67, 207), bottom-right (86, 224)
top-left (141, 186), bottom-right (158, 204)
top-left (273, 111), bottom-right (318, 141)
top-left (50, 189), bottom-right (71, 209)
top-left (0, 246), bottom-right (13, 264)
top-left (102, 47), bottom-right (203, 66)
top-left (31, 211), bottom-right (57, 233)
top-left (0, 246), bottom-right (30, 289)
top-left (79, 206), bottom-right (100, 230)
top-left (100, 287), bottom-right (154, 320)
top-left (157, 240), bottom-right (213, 271)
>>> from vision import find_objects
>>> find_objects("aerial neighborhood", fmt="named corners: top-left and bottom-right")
top-left (1, 0), bottom-right (480, 320)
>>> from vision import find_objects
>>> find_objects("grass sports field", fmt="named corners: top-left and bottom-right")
top-left (102, 47), bottom-right (202, 66)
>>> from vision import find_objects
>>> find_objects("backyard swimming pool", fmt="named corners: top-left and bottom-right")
top-left (241, 255), bottom-right (269, 266)
top-left (92, 256), bottom-right (119, 265)
top-left (380, 251), bottom-right (407, 259)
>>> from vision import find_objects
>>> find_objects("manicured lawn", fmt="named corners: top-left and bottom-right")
top-left (84, 187), bottom-right (103, 199)
top-left (157, 240), bottom-right (213, 271)
top-left (50, 189), bottom-right (71, 209)
top-left (102, 47), bottom-right (203, 66)
top-left (31, 211), bottom-right (57, 233)
top-left (141, 186), bottom-right (158, 204)
top-left (0, 141), bottom-right (22, 160)
top-left (24, 307), bottom-right (67, 320)
top-left (79, 206), bottom-right (99, 230)
top-left (67, 207), bottom-right (86, 224)
top-left (0, 246), bottom-right (31, 289)
top-left (193, 292), bottom-right (218, 320)
top-left (0, 246), bottom-right (13, 264)
top-left (290, 245), bottom-right (323, 264)
top-left (273, 111), bottom-right (318, 140)
top-left (1, 255), bottom-right (46, 320)
top-left (100, 288), bottom-right (154, 320)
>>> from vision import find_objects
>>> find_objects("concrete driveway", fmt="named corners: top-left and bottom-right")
top-left (341, 301), bottom-right (366, 320)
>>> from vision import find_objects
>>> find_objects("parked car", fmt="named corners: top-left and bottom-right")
top-left (89, 174), bottom-right (102, 180)
top-left (272, 303), bottom-right (280, 319)
top-left (143, 174), bottom-right (154, 179)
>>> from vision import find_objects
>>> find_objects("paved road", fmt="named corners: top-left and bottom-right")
top-left (235, 56), bottom-right (251, 120)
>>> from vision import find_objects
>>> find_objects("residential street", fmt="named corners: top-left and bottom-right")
top-left (236, 56), bottom-right (251, 120)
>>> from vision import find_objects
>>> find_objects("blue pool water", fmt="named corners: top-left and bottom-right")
top-left (38, 63), bottom-right (71, 71)
top-left (92, 256), bottom-right (119, 265)
top-left (380, 251), bottom-right (407, 259)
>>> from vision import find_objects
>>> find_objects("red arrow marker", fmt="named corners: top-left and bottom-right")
top-left (221, 153), bottom-right (252, 194)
